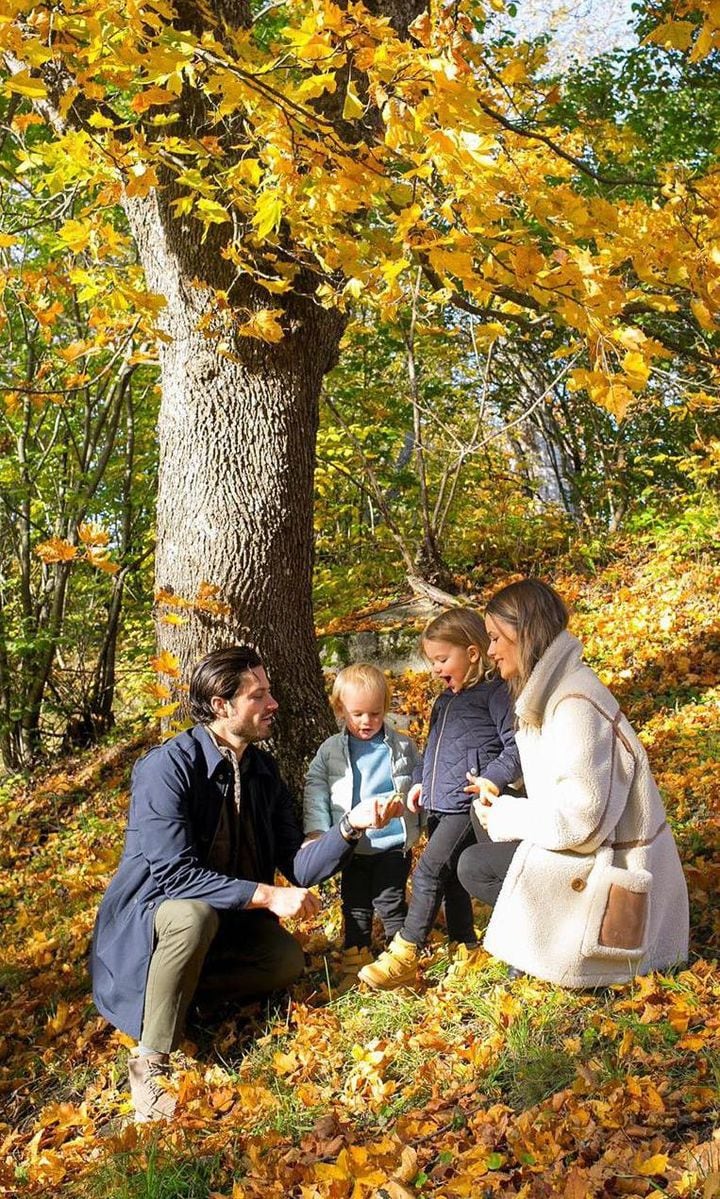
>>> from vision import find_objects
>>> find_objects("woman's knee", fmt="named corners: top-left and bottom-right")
top-left (457, 845), bottom-right (486, 898)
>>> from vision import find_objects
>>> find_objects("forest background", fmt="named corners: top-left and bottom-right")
top-left (0, 0), bottom-right (719, 1196)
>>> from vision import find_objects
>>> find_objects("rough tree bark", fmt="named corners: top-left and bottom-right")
top-left (5, 0), bottom-right (427, 789)
top-left (122, 0), bottom-right (427, 792)
top-left (125, 190), bottom-right (346, 790)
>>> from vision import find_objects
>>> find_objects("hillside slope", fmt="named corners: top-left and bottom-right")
top-left (1, 540), bottom-right (718, 1198)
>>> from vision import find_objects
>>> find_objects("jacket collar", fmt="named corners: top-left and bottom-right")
top-left (192, 724), bottom-right (274, 778)
top-left (515, 631), bottom-right (583, 729)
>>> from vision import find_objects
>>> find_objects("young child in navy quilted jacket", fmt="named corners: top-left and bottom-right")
top-left (359, 609), bottom-right (520, 991)
top-left (303, 664), bottom-right (422, 990)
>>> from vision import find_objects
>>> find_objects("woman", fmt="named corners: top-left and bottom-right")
top-left (458, 579), bottom-right (689, 988)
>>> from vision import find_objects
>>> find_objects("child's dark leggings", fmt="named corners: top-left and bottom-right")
top-left (341, 848), bottom-right (411, 949)
top-left (401, 812), bottom-right (477, 947)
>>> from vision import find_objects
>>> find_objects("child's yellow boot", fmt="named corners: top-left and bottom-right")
top-left (358, 933), bottom-right (419, 991)
top-left (336, 945), bottom-right (373, 995)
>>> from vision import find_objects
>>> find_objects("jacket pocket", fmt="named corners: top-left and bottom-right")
top-left (498, 843), bottom-right (651, 964)
top-left (580, 864), bottom-right (652, 961)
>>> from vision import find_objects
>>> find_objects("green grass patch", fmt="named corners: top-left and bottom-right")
top-left (69, 1140), bottom-right (224, 1199)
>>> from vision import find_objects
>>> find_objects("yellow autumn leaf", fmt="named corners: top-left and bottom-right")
top-left (296, 72), bottom-right (337, 101)
top-left (287, 27), bottom-right (335, 63)
top-left (342, 81), bottom-right (365, 120)
top-left (46, 1001), bottom-right (70, 1036)
top-left (35, 538), bottom-right (78, 564)
top-left (646, 20), bottom-right (695, 51)
top-left (27, 1150), bottom-right (66, 1185)
top-left (86, 551), bottom-right (120, 574)
top-left (151, 650), bottom-right (180, 676)
top-left (130, 85), bottom-right (177, 113)
top-left (196, 197), bottom-right (230, 226)
top-left (501, 59), bottom-right (527, 85)
top-left (59, 340), bottom-right (89, 363)
top-left (253, 189), bottom-right (283, 240)
top-left (160, 612), bottom-right (187, 626)
top-left (622, 350), bottom-right (651, 391)
top-left (689, 25), bottom-right (715, 60)
top-left (638, 1153), bottom-right (669, 1176)
top-left (78, 522), bottom-right (110, 546)
top-left (472, 321), bottom-right (507, 346)
top-left (4, 70), bottom-right (48, 100)
top-left (226, 157), bottom-right (262, 189)
top-left (604, 382), bottom-right (635, 422)
top-left (57, 219), bottom-right (95, 253)
top-left (125, 163), bottom-right (159, 198)
top-left (155, 587), bottom-right (191, 608)
top-left (153, 702), bottom-right (180, 718)
top-left (236, 308), bottom-right (285, 343)
top-left (691, 298), bottom-right (716, 331)
top-left (86, 111), bottom-right (116, 129)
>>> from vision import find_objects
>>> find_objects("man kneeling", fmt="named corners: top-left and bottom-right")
top-left (91, 646), bottom-right (399, 1122)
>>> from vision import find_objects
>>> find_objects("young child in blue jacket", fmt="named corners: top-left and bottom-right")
top-left (304, 663), bottom-right (422, 989)
top-left (359, 608), bottom-right (520, 991)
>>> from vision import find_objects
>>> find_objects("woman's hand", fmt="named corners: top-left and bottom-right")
top-left (464, 774), bottom-right (500, 805)
top-left (472, 796), bottom-right (492, 831)
top-left (406, 783), bottom-right (423, 813)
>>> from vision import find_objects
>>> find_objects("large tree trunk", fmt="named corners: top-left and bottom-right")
top-left (123, 0), bottom-right (426, 793)
top-left (5, 0), bottom-right (428, 788)
top-left (125, 192), bottom-right (344, 792)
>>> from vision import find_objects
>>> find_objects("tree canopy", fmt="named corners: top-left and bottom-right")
top-left (0, 0), bottom-right (718, 767)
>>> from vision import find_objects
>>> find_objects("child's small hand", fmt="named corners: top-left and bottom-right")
top-left (351, 794), bottom-right (404, 831)
top-left (464, 774), bottom-right (499, 805)
top-left (406, 783), bottom-right (423, 813)
top-left (374, 793), bottom-right (404, 826)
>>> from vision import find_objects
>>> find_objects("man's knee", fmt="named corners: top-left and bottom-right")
top-left (155, 899), bottom-right (220, 952)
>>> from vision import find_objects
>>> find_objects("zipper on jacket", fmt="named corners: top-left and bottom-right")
top-left (429, 694), bottom-right (456, 813)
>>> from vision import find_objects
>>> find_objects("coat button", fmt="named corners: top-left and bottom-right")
top-left (571, 878), bottom-right (586, 892)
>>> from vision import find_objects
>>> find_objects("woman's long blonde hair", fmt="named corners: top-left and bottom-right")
top-left (485, 579), bottom-right (569, 697)
top-left (422, 608), bottom-right (490, 689)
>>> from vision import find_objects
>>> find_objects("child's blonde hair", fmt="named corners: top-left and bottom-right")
top-left (421, 608), bottom-right (490, 688)
top-left (331, 663), bottom-right (392, 719)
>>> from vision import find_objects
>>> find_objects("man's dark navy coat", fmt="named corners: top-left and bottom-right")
top-left (91, 725), bottom-right (353, 1040)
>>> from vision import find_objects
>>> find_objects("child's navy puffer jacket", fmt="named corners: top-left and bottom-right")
top-left (415, 677), bottom-right (521, 814)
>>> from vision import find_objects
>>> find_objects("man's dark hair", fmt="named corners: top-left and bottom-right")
top-left (188, 645), bottom-right (263, 724)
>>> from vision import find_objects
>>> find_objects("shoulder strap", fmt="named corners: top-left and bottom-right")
top-left (554, 690), bottom-right (638, 846)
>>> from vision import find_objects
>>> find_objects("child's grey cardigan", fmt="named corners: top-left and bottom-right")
top-left (303, 722), bottom-right (422, 851)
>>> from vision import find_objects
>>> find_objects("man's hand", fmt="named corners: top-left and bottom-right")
top-left (248, 882), bottom-right (322, 920)
top-left (464, 774), bottom-right (500, 805)
top-left (406, 783), bottom-right (423, 813)
top-left (348, 793), bottom-right (404, 830)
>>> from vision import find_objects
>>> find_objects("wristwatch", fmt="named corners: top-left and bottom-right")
top-left (339, 813), bottom-right (363, 842)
